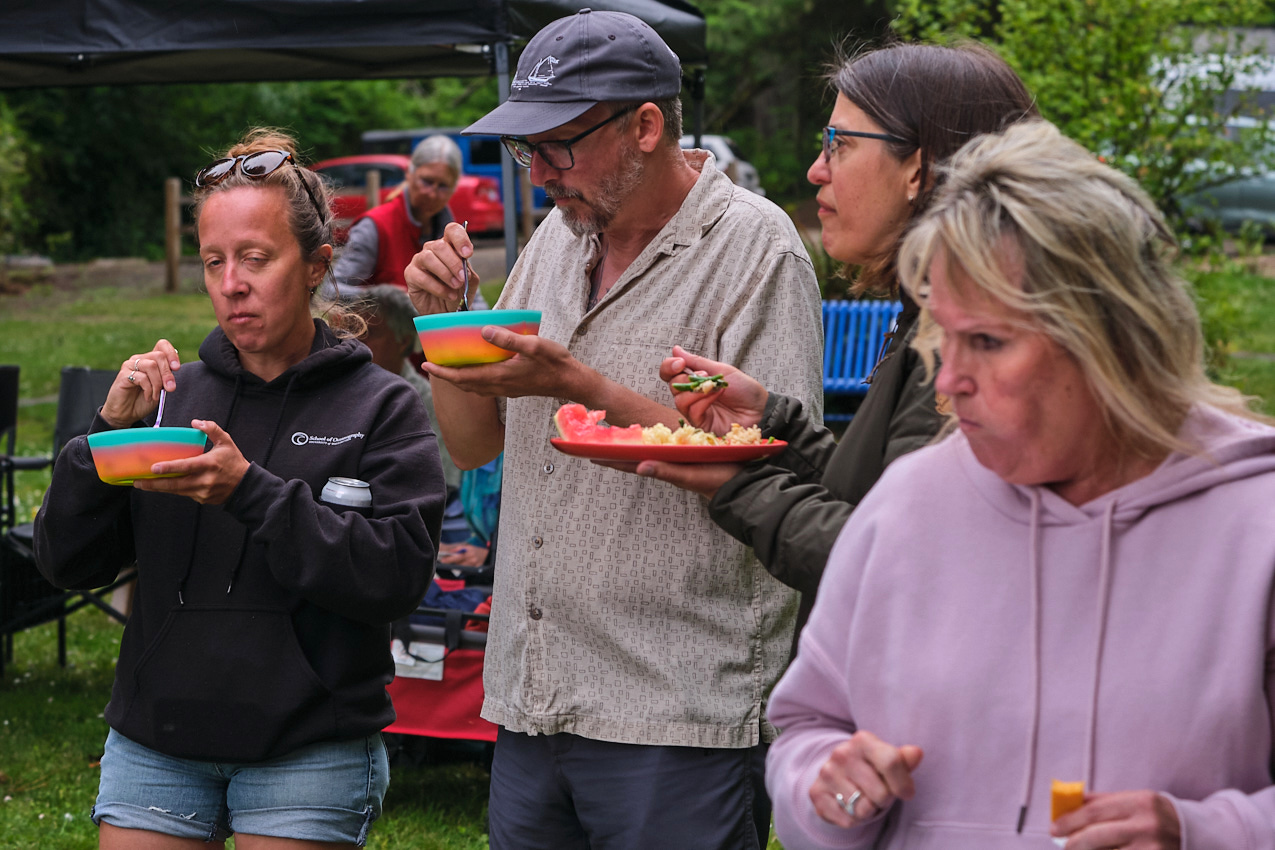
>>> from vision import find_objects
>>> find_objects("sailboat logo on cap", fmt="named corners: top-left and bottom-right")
top-left (517, 55), bottom-right (559, 89)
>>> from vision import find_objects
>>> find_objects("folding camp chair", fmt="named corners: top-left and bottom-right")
top-left (1, 366), bottom-right (135, 677)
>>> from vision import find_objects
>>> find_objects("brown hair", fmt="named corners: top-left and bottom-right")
top-left (831, 41), bottom-right (1038, 295)
top-left (192, 127), bottom-right (360, 336)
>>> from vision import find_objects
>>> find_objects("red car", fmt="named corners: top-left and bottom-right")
top-left (311, 154), bottom-right (504, 243)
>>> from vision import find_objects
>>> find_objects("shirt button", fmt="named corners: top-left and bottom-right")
top-left (532, 536), bottom-right (543, 549)
top-left (577, 325), bottom-right (589, 336)
top-left (529, 606), bottom-right (543, 620)
top-left (543, 462), bottom-right (555, 474)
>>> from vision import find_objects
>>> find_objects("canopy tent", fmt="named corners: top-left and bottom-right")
top-left (0, 0), bottom-right (709, 268)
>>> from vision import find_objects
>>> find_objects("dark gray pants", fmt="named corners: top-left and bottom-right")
top-left (488, 728), bottom-right (769, 850)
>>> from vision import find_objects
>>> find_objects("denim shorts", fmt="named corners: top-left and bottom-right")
top-left (92, 728), bottom-right (389, 845)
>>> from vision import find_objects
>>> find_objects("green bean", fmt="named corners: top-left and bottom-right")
top-left (672, 373), bottom-right (728, 391)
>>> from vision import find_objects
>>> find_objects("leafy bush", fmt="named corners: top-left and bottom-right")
top-left (0, 100), bottom-right (30, 257)
top-left (892, 0), bottom-right (1274, 234)
top-left (0, 77), bottom-right (500, 262)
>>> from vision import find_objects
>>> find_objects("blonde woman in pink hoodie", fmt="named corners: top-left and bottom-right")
top-left (766, 119), bottom-right (1275, 850)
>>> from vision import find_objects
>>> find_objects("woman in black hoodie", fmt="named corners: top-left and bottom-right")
top-left (34, 128), bottom-right (446, 849)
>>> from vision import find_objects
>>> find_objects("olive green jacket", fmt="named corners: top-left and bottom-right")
top-left (708, 302), bottom-right (945, 651)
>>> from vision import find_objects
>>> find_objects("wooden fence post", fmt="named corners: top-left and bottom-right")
top-left (164, 177), bottom-right (181, 293)
top-left (365, 170), bottom-right (381, 211)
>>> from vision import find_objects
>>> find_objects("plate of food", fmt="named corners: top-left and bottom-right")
top-left (549, 403), bottom-right (787, 464)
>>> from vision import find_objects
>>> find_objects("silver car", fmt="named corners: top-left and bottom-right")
top-left (680, 134), bottom-right (766, 196)
top-left (1180, 117), bottom-right (1275, 233)
top-left (1182, 170), bottom-right (1275, 233)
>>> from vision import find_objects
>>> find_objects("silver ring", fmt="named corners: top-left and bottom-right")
top-left (127, 372), bottom-right (136, 384)
top-left (835, 789), bottom-right (862, 818)
top-left (132, 359), bottom-right (140, 370)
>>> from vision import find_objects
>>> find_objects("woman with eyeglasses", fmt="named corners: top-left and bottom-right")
top-left (34, 128), bottom-right (445, 849)
top-left (621, 42), bottom-right (1038, 650)
top-left (330, 134), bottom-right (485, 302)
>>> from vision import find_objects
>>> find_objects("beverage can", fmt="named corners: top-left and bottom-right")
top-left (321, 476), bottom-right (372, 516)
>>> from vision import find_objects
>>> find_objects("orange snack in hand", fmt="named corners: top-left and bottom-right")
top-left (1050, 780), bottom-right (1085, 821)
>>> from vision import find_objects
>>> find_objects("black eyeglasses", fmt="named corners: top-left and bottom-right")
top-left (195, 150), bottom-right (325, 221)
top-left (501, 106), bottom-right (639, 170)
top-left (821, 126), bottom-right (908, 162)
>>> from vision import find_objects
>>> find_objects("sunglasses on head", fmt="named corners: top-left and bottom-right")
top-left (195, 150), bottom-right (325, 221)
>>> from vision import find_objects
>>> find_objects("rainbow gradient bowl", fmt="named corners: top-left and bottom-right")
top-left (413, 310), bottom-right (542, 367)
top-left (86, 427), bottom-right (207, 486)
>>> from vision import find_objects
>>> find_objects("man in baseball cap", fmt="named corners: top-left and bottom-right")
top-left (404, 9), bottom-right (824, 849)
top-left (463, 7), bottom-right (683, 137)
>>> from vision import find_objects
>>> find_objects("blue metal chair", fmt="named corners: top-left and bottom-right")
top-left (821, 299), bottom-right (903, 422)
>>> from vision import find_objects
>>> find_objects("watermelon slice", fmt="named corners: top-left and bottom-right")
top-left (552, 403), bottom-right (644, 443)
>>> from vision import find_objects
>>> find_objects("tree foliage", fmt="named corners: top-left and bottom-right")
top-left (0, 99), bottom-right (30, 257)
top-left (1, 77), bottom-right (498, 261)
top-left (693, 0), bottom-right (893, 201)
top-left (892, 0), bottom-right (1273, 233)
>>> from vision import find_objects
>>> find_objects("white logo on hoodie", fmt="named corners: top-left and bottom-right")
top-left (292, 431), bottom-right (365, 447)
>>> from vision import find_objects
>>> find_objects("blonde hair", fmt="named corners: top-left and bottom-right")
top-left (192, 127), bottom-right (361, 337)
top-left (898, 119), bottom-right (1266, 460)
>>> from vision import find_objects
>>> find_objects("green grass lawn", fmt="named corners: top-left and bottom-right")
top-left (0, 611), bottom-right (492, 849)
top-left (1, 264), bottom-right (1273, 849)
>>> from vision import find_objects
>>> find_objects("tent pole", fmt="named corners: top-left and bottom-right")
top-left (496, 41), bottom-right (518, 275)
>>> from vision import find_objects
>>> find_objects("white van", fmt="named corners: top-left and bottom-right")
top-left (681, 134), bottom-right (766, 196)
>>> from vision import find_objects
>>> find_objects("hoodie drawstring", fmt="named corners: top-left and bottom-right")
top-left (1084, 500), bottom-right (1117, 790)
top-left (1017, 493), bottom-right (1119, 832)
top-left (1017, 488), bottom-right (1044, 833)
top-left (176, 375), bottom-right (245, 605)
top-left (225, 373), bottom-right (297, 595)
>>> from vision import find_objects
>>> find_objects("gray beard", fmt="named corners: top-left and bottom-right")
top-left (548, 147), bottom-right (646, 237)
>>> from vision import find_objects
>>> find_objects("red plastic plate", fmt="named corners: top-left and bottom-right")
top-left (549, 438), bottom-right (787, 464)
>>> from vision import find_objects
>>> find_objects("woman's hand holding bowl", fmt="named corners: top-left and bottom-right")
top-left (101, 339), bottom-right (182, 428)
top-left (661, 346), bottom-right (768, 434)
top-left (404, 221), bottom-right (480, 316)
top-left (133, 419), bottom-right (251, 505)
top-left (811, 730), bottom-right (923, 829)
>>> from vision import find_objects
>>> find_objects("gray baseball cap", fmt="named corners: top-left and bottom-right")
top-left (463, 8), bottom-right (683, 137)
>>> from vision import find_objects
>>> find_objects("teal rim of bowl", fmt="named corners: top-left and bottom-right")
top-left (413, 310), bottom-right (542, 332)
top-left (87, 427), bottom-right (207, 449)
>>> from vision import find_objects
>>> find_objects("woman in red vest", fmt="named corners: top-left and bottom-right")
top-left (332, 135), bottom-right (485, 298)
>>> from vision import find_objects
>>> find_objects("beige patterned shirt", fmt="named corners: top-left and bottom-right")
top-left (484, 153), bottom-right (824, 747)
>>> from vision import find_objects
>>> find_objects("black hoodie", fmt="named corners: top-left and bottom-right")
top-left (34, 321), bottom-right (445, 761)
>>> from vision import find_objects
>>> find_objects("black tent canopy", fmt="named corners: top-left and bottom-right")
top-left (0, 0), bottom-right (708, 267)
top-left (0, 0), bottom-right (707, 88)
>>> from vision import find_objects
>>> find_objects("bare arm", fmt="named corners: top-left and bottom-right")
top-left (426, 373), bottom-right (505, 470)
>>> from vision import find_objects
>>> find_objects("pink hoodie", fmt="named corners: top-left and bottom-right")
top-left (767, 404), bottom-right (1275, 849)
